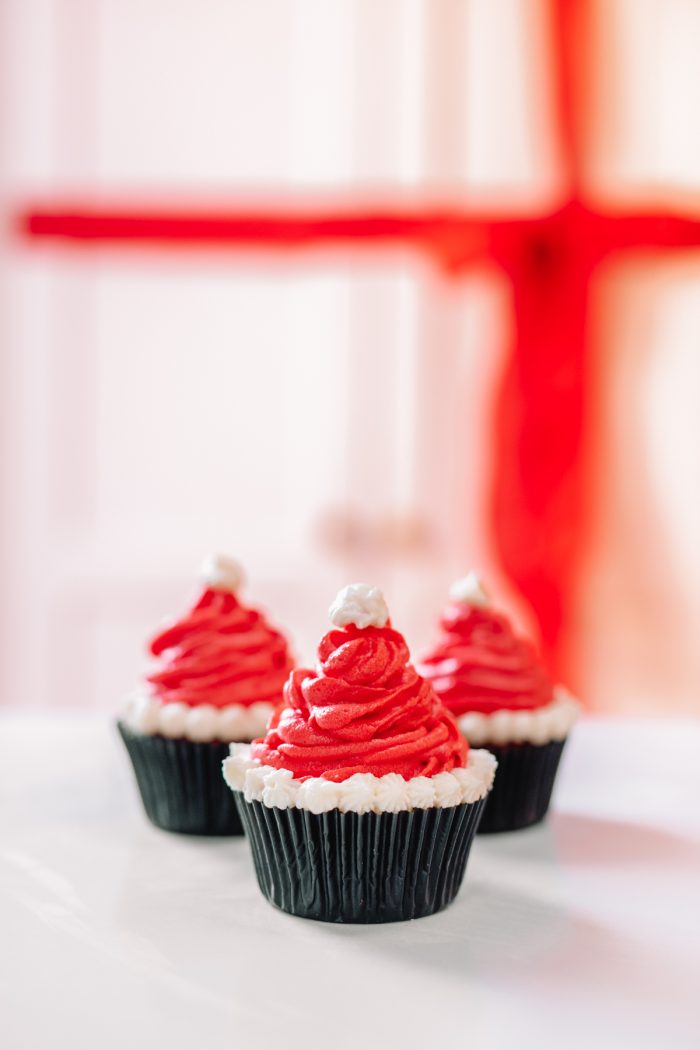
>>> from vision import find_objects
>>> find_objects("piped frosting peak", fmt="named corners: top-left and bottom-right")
top-left (250, 585), bottom-right (467, 782)
top-left (420, 576), bottom-right (554, 716)
top-left (144, 557), bottom-right (292, 710)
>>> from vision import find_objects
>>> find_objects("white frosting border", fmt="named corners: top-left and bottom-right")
top-left (457, 686), bottom-right (580, 746)
top-left (222, 744), bottom-right (497, 815)
top-left (122, 692), bottom-right (274, 743)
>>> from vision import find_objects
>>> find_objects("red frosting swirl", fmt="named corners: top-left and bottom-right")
top-left (146, 587), bottom-right (293, 708)
top-left (251, 623), bottom-right (467, 782)
top-left (419, 603), bottom-right (554, 716)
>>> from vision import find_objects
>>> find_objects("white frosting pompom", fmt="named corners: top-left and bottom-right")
top-left (329, 583), bottom-right (389, 629)
top-left (200, 554), bottom-right (244, 595)
top-left (449, 571), bottom-right (490, 608)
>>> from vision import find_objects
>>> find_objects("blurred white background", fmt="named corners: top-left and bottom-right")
top-left (1, 0), bottom-right (700, 715)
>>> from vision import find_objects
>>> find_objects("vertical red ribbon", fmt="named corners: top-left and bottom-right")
top-left (491, 206), bottom-right (593, 675)
top-left (489, 0), bottom-right (590, 679)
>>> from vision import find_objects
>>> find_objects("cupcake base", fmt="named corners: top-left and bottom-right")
top-left (234, 796), bottom-right (486, 923)
top-left (476, 738), bottom-right (566, 834)
top-left (118, 722), bottom-right (244, 836)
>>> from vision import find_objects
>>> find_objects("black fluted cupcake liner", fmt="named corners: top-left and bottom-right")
top-left (234, 794), bottom-right (487, 923)
top-left (476, 738), bottom-right (567, 834)
top-left (117, 722), bottom-right (244, 836)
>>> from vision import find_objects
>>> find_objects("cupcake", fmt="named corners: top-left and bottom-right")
top-left (118, 555), bottom-right (293, 835)
top-left (419, 571), bottom-right (579, 833)
top-left (223, 583), bottom-right (496, 923)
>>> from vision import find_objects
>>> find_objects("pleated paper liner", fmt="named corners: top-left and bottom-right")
top-left (235, 795), bottom-right (487, 923)
top-left (476, 738), bottom-right (567, 834)
top-left (117, 722), bottom-right (244, 835)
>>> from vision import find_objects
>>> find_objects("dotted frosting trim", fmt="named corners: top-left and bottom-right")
top-left (457, 687), bottom-right (580, 746)
top-left (122, 693), bottom-right (274, 743)
top-left (222, 744), bottom-right (497, 815)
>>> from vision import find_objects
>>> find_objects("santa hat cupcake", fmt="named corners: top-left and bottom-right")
top-left (223, 583), bottom-right (496, 923)
top-left (119, 555), bottom-right (293, 835)
top-left (418, 571), bottom-right (579, 833)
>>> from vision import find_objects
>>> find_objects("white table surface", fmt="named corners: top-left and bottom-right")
top-left (1, 714), bottom-right (699, 1050)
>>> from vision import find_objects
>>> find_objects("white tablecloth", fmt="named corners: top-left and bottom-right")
top-left (1, 714), bottom-right (699, 1050)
